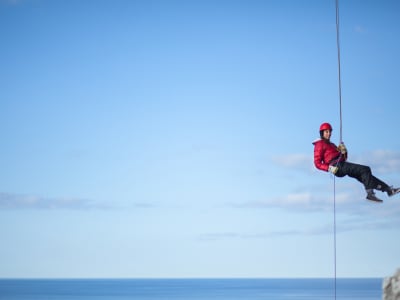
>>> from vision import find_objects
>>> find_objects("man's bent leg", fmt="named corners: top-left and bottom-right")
top-left (337, 162), bottom-right (388, 191)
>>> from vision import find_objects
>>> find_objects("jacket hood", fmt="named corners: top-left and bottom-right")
top-left (312, 138), bottom-right (322, 145)
top-left (312, 138), bottom-right (331, 145)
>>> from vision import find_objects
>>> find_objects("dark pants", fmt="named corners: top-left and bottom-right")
top-left (335, 161), bottom-right (389, 191)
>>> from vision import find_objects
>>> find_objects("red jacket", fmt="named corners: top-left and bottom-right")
top-left (313, 139), bottom-right (346, 172)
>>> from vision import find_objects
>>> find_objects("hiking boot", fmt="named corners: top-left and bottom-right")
top-left (386, 186), bottom-right (400, 197)
top-left (366, 190), bottom-right (383, 203)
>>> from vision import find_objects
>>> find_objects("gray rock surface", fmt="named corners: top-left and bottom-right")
top-left (383, 269), bottom-right (400, 300)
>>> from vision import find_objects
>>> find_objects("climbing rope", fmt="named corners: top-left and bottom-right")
top-left (335, 0), bottom-right (343, 144)
top-left (333, 0), bottom-right (343, 299)
top-left (333, 177), bottom-right (337, 300)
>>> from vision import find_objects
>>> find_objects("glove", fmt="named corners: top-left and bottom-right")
top-left (329, 165), bottom-right (338, 174)
top-left (337, 143), bottom-right (347, 154)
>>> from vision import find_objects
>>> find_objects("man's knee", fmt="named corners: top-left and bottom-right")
top-left (362, 165), bottom-right (371, 174)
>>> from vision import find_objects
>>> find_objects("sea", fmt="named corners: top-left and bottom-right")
top-left (0, 278), bottom-right (382, 300)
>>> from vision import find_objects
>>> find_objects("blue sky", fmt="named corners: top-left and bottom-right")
top-left (1, 0), bottom-right (400, 278)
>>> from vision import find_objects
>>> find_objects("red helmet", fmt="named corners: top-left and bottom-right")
top-left (319, 122), bottom-right (332, 131)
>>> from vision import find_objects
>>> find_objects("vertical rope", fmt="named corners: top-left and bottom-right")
top-left (335, 0), bottom-right (343, 143)
top-left (333, 177), bottom-right (337, 300)
top-left (334, 0), bottom-right (342, 299)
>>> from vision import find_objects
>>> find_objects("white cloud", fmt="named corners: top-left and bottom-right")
top-left (230, 174), bottom-right (400, 219)
top-left (272, 153), bottom-right (313, 172)
top-left (0, 192), bottom-right (158, 210)
top-left (0, 192), bottom-right (107, 210)
top-left (201, 199), bottom-right (400, 241)
top-left (221, 175), bottom-right (400, 241)
top-left (198, 223), bottom-right (350, 241)
top-left (354, 150), bottom-right (400, 174)
top-left (198, 229), bottom-right (311, 241)
top-left (0, 0), bottom-right (22, 5)
top-left (339, 216), bottom-right (400, 233)
top-left (273, 150), bottom-right (400, 175)
top-left (231, 190), bottom-right (355, 213)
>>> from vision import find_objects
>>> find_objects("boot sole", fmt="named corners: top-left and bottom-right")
top-left (366, 197), bottom-right (383, 203)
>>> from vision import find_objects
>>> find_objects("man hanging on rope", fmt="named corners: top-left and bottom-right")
top-left (313, 122), bottom-right (400, 202)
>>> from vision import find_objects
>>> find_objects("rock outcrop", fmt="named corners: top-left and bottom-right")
top-left (383, 269), bottom-right (400, 300)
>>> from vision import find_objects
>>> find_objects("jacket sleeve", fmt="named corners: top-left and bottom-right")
top-left (314, 141), bottom-right (329, 172)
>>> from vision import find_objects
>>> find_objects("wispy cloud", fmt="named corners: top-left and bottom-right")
top-left (218, 179), bottom-right (400, 241)
top-left (0, 192), bottom-right (159, 210)
top-left (230, 190), bottom-right (356, 213)
top-left (272, 153), bottom-right (313, 172)
top-left (199, 218), bottom-right (400, 241)
top-left (0, 0), bottom-right (23, 5)
top-left (234, 187), bottom-right (400, 216)
top-left (0, 192), bottom-right (108, 210)
top-left (198, 223), bottom-right (346, 241)
top-left (354, 150), bottom-right (400, 174)
top-left (340, 215), bottom-right (400, 232)
top-left (273, 150), bottom-right (400, 174)
top-left (199, 230), bottom-right (302, 241)
top-left (199, 210), bottom-right (400, 242)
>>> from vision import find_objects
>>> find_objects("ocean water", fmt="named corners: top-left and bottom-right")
top-left (0, 278), bottom-right (382, 300)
